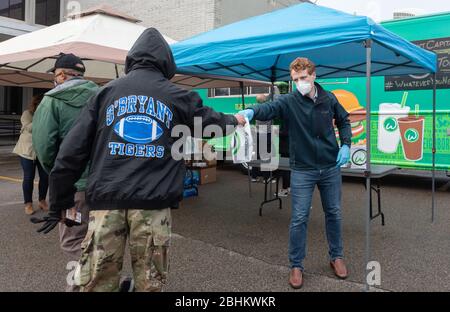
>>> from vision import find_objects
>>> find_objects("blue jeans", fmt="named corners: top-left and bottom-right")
top-left (19, 157), bottom-right (48, 204)
top-left (289, 166), bottom-right (343, 271)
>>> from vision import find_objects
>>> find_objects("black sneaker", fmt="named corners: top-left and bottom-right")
top-left (277, 189), bottom-right (289, 197)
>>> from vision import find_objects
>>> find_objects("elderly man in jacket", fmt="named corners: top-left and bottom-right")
top-left (32, 53), bottom-right (99, 290)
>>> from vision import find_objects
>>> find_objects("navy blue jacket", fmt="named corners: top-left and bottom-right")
top-left (251, 83), bottom-right (351, 170)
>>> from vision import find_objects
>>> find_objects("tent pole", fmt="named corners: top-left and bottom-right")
top-left (432, 72), bottom-right (437, 223)
top-left (270, 83), bottom-right (275, 101)
top-left (364, 39), bottom-right (372, 292)
top-left (240, 81), bottom-right (246, 108)
top-left (241, 81), bottom-right (252, 198)
top-left (270, 66), bottom-right (276, 101)
top-left (269, 68), bottom-right (275, 196)
top-left (115, 64), bottom-right (119, 79)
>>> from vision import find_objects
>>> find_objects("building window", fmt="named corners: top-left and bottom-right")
top-left (251, 86), bottom-right (272, 95)
top-left (33, 88), bottom-right (50, 96)
top-left (0, 86), bottom-right (23, 114)
top-left (208, 86), bottom-right (270, 98)
top-left (0, 0), bottom-right (26, 21)
top-left (35, 0), bottom-right (60, 26)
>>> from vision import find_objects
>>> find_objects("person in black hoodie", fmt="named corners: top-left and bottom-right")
top-left (34, 28), bottom-right (245, 292)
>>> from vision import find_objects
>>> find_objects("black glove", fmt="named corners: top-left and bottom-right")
top-left (30, 212), bottom-right (60, 234)
top-left (30, 211), bottom-right (80, 234)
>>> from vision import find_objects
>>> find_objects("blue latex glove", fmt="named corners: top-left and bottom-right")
top-left (238, 109), bottom-right (254, 122)
top-left (336, 145), bottom-right (351, 167)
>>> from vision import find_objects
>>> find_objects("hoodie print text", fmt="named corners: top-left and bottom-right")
top-left (106, 95), bottom-right (173, 158)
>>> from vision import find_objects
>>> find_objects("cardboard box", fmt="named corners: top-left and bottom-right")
top-left (190, 162), bottom-right (208, 168)
top-left (202, 141), bottom-right (217, 167)
top-left (186, 141), bottom-right (217, 167)
top-left (205, 158), bottom-right (217, 167)
top-left (198, 167), bottom-right (217, 185)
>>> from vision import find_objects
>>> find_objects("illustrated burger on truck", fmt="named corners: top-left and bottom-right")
top-left (332, 89), bottom-right (367, 147)
top-left (332, 89), bottom-right (368, 168)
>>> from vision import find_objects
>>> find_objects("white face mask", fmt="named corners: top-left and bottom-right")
top-left (296, 81), bottom-right (313, 96)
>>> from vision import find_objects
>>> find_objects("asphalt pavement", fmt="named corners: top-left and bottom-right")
top-left (1, 147), bottom-right (449, 292)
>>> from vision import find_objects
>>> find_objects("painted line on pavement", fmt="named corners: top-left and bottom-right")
top-left (0, 201), bottom-right (22, 207)
top-left (0, 176), bottom-right (39, 185)
top-left (0, 175), bottom-right (22, 183)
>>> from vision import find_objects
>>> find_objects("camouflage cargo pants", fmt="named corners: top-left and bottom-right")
top-left (76, 208), bottom-right (171, 292)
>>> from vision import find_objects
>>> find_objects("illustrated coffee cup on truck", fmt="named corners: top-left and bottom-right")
top-left (377, 103), bottom-right (411, 154)
top-left (398, 105), bottom-right (425, 161)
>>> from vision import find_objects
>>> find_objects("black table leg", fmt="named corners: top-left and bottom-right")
top-left (370, 180), bottom-right (385, 226)
top-left (259, 174), bottom-right (282, 216)
top-left (363, 178), bottom-right (385, 226)
top-left (247, 165), bottom-right (252, 198)
top-left (276, 176), bottom-right (282, 210)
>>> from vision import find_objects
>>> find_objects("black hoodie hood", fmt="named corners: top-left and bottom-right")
top-left (125, 28), bottom-right (176, 79)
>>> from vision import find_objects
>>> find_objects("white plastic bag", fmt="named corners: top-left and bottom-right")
top-left (231, 118), bottom-right (254, 164)
top-left (184, 136), bottom-right (202, 156)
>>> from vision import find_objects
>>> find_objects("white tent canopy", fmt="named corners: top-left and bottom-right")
top-left (0, 5), bottom-right (267, 89)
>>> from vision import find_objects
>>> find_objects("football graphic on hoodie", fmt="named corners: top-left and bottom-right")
top-left (114, 115), bottom-right (163, 144)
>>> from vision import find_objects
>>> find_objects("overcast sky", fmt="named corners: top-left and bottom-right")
top-left (313, 0), bottom-right (450, 22)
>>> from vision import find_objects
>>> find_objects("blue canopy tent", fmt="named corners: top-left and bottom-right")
top-left (173, 3), bottom-right (436, 80)
top-left (172, 3), bottom-right (437, 290)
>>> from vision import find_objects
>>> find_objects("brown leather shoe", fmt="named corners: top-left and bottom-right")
top-left (25, 203), bottom-right (34, 215)
top-left (289, 268), bottom-right (303, 289)
top-left (39, 200), bottom-right (48, 212)
top-left (330, 259), bottom-right (348, 279)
